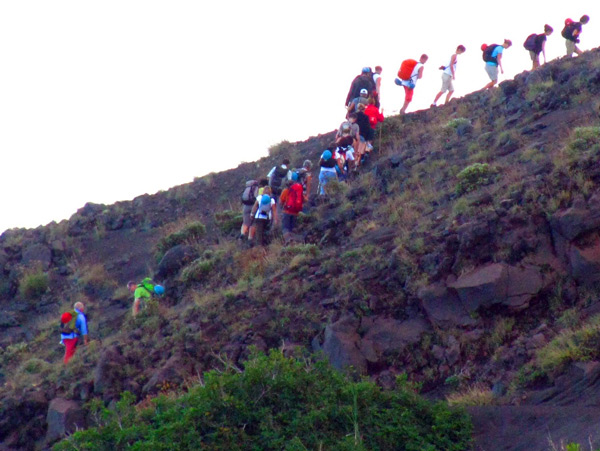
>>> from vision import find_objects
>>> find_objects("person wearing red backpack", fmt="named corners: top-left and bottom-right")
top-left (562, 15), bottom-right (590, 57)
top-left (279, 172), bottom-right (304, 241)
top-left (395, 54), bottom-right (428, 114)
top-left (60, 302), bottom-right (89, 364)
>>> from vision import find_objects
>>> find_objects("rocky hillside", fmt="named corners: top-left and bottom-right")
top-left (2, 48), bottom-right (600, 450)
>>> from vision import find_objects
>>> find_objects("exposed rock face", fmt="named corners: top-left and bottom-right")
top-left (45, 398), bottom-right (85, 443)
top-left (569, 237), bottom-right (600, 284)
top-left (94, 345), bottom-right (127, 400)
top-left (21, 243), bottom-right (52, 269)
top-left (418, 284), bottom-right (475, 328)
top-left (321, 315), bottom-right (430, 374)
top-left (551, 195), bottom-right (600, 241)
top-left (448, 263), bottom-right (543, 312)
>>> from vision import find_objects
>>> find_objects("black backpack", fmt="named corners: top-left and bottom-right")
top-left (562, 23), bottom-right (578, 41)
top-left (269, 166), bottom-right (288, 191)
top-left (523, 34), bottom-right (538, 51)
top-left (482, 44), bottom-right (499, 63)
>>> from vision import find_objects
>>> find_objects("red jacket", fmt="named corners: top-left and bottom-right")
top-left (365, 105), bottom-right (384, 129)
top-left (281, 183), bottom-right (304, 215)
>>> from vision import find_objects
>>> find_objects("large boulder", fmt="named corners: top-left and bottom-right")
top-left (418, 284), bottom-right (476, 328)
top-left (360, 317), bottom-right (430, 359)
top-left (93, 345), bottom-right (127, 399)
top-left (45, 398), bottom-right (85, 443)
top-left (569, 237), bottom-right (600, 284)
top-left (449, 263), bottom-right (543, 312)
top-left (551, 195), bottom-right (600, 241)
top-left (156, 245), bottom-right (199, 279)
top-left (142, 354), bottom-right (189, 396)
top-left (321, 315), bottom-right (366, 374)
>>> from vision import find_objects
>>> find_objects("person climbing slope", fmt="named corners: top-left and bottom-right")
top-left (318, 147), bottom-right (338, 195)
top-left (346, 89), bottom-right (370, 116)
top-left (240, 179), bottom-right (261, 240)
top-left (249, 190), bottom-right (277, 246)
top-left (395, 54), bottom-right (428, 114)
top-left (482, 40), bottom-right (512, 90)
top-left (523, 25), bottom-right (553, 70)
top-left (562, 15), bottom-right (590, 57)
top-left (128, 278), bottom-right (164, 317)
top-left (279, 172), bottom-right (304, 242)
top-left (60, 301), bottom-right (89, 364)
top-left (432, 45), bottom-right (466, 107)
top-left (345, 67), bottom-right (376, 107)
top-left (267, 158), bottom-right (292, 198)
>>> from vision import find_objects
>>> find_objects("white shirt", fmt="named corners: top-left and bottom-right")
top-left (254, 195), bottom-right (276, 220)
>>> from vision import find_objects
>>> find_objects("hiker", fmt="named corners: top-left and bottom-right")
top-left (128, 278), bottom-right (162, 317)
top-left (336, 115), bottom-right (360, 144)
top-left (279, 172), bottom-right (304, 241)
top-left (524, 25), bottom-right (553, 69)
top-left (257, 178), bottom-right (269, 196)
top-left (562, 15), bottom-right (590, 57)
top-left (395, 54), bottom-right (428, 114)
top-left (373, 66), bottom-right (382, 107)
top-left (240, 179), bottom-right (261, 239)
top-left (294, 160), bottom-right (313, 201)
top-left (60, 301), bottom-right (88, 364)
top-left (346, 89), bottom-right (370, 116)
top-left (318, 148), bottom-right (338, 195)
top-left (345, 67), bottom-right (376, 107)
top-left (354, 105), bottom-right (374, 167)
top-left (249, 191), bottom-right (277, 246)
top-left (267, 158), bottom-right (292, 197)
top-left (335, 136), bottom-right (356, 180)
top-left (432, 45), bottom-right (466, 107)
top-left (482, 40), bottom-right (512, 90)
top-left (364, 97), bottom-right (385, 131)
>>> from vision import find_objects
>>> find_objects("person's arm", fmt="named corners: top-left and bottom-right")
top-left (376, 77), bottom-right (381, 93)
top-left (417, 66), bottom-right (424, 80)
top-left (251, 200), bottom-right (259, 217)
top-left (305, 174), bottom-right (312, 199)
top-left (497, 53), bottom-right (503, 74)
top-left (77, 314), bottom-right (89, 345)
top-left (450, 54), bottom-right (457, 79)
top-left (271, 203), bottom-right (278, 223)
top-left (541, 40), bottom-right (547, 63)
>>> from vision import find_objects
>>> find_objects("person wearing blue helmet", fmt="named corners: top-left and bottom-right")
top-left (319, 145), bottom-right (338, 195)
top-left (249, 187), bottom-right (277, 246)
top-left (345, 67), bottom-right (376, 108)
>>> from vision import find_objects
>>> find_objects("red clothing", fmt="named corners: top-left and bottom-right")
top-left (63, 337), bottom-right (78, 363)
top-left (281, 183), bottom-right (304, 215)
top-left (365, 105), bottom-right (385, 129)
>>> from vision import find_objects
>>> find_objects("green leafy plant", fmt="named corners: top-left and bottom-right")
top-left (19, 268), bottom-right (49, 300)
top-left (156, 221), bottom-right (206, 258)
top-left (455, 163), bottom-right (495, 195)
top-left (55, 351), bottom-right (472, 450)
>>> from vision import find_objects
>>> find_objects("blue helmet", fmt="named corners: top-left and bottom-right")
top-left (322, 150), bottom-right (332, 161)
top-left (291, 172), bottom-right (299, 181)
top-left (261, 195), bottom-right (271, 205)
top-left (154, 284), bottom-right (165, 295)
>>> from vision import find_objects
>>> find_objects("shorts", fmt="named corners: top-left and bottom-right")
top-left (441, 73), bottom-right (454, 93)
top-left (282, 213), bottom-right (297, 234)
top-left (529, 50), bottom-right (540, 62)
top-left (242, 204), bottom-right (253, 227)
top-left (565, 39), bottom-right (576, 56)
top-left (485, 64), bottom-right (498, 82)
top-left (403, 85), bottom-right (414, 102)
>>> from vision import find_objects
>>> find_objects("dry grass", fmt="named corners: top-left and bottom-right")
top-left (446, 383), bottom-right (495, 407)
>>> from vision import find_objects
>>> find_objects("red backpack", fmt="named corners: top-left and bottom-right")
top-left (285, 183), bottom-right (304, 214)
top-left (397, 59), bottom-right (418, 80)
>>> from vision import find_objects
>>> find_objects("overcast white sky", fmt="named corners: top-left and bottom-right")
top-left (1, 1), bottom-right (599, 234)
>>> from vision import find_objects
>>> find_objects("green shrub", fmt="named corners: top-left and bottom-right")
top-left (19, 357), bottom-right (51, 375)
top-left (181, 258), bottom-right (215, 284)
top-left (268, 140), bottom-right (293, 158)
top-left (456, 163), bottom-right (495, 195)
top-left (536, 314), bottom-right (600, 373)
top-left (444, 117), bottom-right (471, 130)
top-left (55, 351), bottom-right (472, 451)
top-left (567, 127), bottom-right (600, 153)
top-left (156, 221), bottom-right (206, 258)
top-left (214, 210), bottom-right (243, 235)
top-left (19, 270), bottom-right (49, 300)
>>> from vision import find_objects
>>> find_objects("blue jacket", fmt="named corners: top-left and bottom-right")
top-left (60, 309), bottom-right (88, 343)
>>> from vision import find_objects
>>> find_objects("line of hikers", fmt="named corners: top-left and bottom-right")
top-left (346, 15), bottom-right (590, 115)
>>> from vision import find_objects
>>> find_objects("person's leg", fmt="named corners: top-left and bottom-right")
top-left (400, 86), bottom-right (413, 114)
top-left (432, 91), bottom-right (443, 106)
top-left (241, 205), bottom-right (252, 237)
top-left (256, 219), bottom-right (266, 245)
top-left (445, 89), bottom-right (454, 103)
top-left (565, 39), bottom-right (575, 57)
top-left (133, 299), bottom-right (141, 317)
top-left (484, 65), bottom-right (498, 89)
top-left (64, 337), bottom-right (79, 364)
